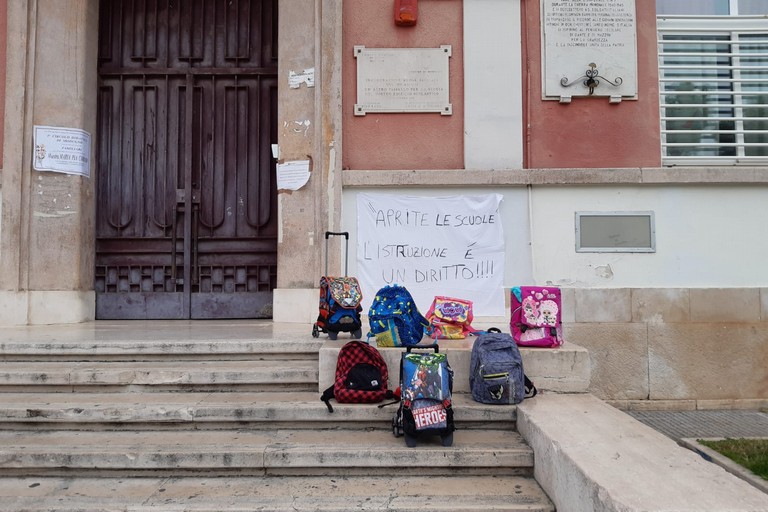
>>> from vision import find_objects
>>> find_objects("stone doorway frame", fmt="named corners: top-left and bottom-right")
top-left (0, 0), bottom-right (343, 325)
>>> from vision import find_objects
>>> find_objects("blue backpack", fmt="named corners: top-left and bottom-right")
top-left (368, 284), bottom-right (432, 347)
top-left (469, 328), bottom-right (537, 405)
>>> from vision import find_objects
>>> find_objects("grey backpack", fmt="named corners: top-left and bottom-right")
top-left (469, 328), bottom-right (535, 405)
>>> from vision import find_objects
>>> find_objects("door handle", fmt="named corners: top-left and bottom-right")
top-left (171, 189), bottom-right (185, 285)
top-left (190, 190), bottom-right (201, 286)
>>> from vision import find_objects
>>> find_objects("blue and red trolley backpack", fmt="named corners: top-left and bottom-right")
top-left (312, 232), bottom-right (363, 340)
top-left (392, 344), bottom-right (455, 447)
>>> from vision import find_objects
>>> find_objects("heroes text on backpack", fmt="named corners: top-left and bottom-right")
top-left (470, 328), bottom-right (537, 405)
top-left (321, 340), bottom-right (393, 413)
top-left (392, 344), bottom-right (455, 447)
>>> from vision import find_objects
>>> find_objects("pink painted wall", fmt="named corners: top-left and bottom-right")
top-left (342, 0), bottom-right (464, 170)
top-left (522, 0), bottom-right (661, 168)
top-left (343, 1), bottom-right (661, 170)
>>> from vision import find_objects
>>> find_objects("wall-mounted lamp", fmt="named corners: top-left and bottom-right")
top-left (560, 63), bottom-right (623, 96)
top-left (395, 0), bottom-right (418, 26)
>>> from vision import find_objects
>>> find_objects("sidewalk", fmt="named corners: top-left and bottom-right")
top-left (627, 408), bottom-right (768, 496)
top-left (627, 409), bottom-right (768, 442)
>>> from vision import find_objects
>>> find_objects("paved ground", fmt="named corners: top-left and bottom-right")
top-left (627, 409), bottom-right (768, 441)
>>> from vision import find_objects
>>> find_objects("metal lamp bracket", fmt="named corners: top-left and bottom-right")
top-left (560, 63), bottom-right (623, 103)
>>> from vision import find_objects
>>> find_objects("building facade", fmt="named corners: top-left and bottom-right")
top-left (0, 0), bottom-right (766, 405)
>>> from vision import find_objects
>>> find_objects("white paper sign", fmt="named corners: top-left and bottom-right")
top-left (357, 193), bottom-right (505, 316)
top-left (276, 160), bottom-right (310, 191)
top-left (288, 68), bottom-right (315, 89)
top-left (33, 125), bottom-right (91, 177)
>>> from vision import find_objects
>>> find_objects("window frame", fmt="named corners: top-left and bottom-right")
top-left (657, 15), bottom-right (768, 166)
top-left (574, 211), bottom-right (656, 254)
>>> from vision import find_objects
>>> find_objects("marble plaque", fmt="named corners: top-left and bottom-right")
top-left (542, 0), bottom-right (638, 101)
top-left (354, 46), bottom-right (452, 116)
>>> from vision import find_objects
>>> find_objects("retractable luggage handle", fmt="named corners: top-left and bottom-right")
top-left (405, 343), bottom-right (439, 353)
top-left (324, 231), bottom-right (350, 276)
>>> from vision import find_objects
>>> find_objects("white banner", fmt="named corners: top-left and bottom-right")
top-left (357, 193), bottom-right (505, 316)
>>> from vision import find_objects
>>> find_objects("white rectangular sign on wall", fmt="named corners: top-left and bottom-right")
top-left (542, 0), bottom-right (638, 101)
top-left (356, 193), bottom-right (505, 316)
top-left (354, 45), bottom-right (452, 116)
top-left (33, 125), bottom-right (92, 177)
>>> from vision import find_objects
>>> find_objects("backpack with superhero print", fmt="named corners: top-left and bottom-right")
top-left (392, 344), bottom-right (455, 447)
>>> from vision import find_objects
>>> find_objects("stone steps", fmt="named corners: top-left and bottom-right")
top-left (0, 392), bottom-right (517, 430)
top-left (0, 321), bottom-right (557, 511)
top-left (0, 339), bottom-right (321, 361)
top-left (0, 360), bottom-right (319, 392)
top-left (0, 427), bottom-right (533, 477)
top-left (0, 475), bottom-right (554, 511)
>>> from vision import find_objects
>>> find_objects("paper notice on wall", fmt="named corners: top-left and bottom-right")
top-left (357, 193), bottom-right (505, 316)
top-left (289, 68), bottom-right (315, 88)
top-left (33, 125), bottom-right (92, 178)
top-left (276, 160), bottom-right (311, 191)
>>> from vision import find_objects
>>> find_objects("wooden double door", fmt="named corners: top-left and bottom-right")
top-left (95, 0), bottom-right (279, 319)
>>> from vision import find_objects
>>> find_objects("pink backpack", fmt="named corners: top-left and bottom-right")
top-left (426, 296), bottom-right (479, 339)
top-left (510, 287), bottom-right (564, 348)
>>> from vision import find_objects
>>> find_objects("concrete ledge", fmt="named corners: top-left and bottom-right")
top-left (680, 438), bottom-right (768, 496)
top-left (318, 339), bottom-right (590, 394)
top-left (342, 167), bottom-right (768, 187)
top-left (517, 394), bottom-right (768, 512)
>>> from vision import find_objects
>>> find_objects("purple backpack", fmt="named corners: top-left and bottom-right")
top-left (510, 286), bottom-right (564, 348)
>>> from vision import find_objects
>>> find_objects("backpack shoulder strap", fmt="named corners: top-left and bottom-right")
top-left (321, 384), bottom-right (334, 413)
top-left (524, 374), bottom-right (538, 399)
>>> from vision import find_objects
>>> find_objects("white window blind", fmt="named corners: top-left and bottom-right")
top-left (658, 16), bottom-right (768, 165)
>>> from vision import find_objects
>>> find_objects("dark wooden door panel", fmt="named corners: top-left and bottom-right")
top-left (96, 0), bottom-right (278, 320)
top-left (98, 0), bottom-right (278, 70)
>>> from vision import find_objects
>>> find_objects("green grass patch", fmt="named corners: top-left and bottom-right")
top-left (698, 438), bottom-right (768, 480)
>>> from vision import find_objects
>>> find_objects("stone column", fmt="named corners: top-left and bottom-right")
top-left (273, 0), bottom-right (343, 323)
top-left (0, 0), bottom-right (99, 325)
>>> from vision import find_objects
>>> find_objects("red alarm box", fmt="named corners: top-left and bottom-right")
top-left (395, 0), bottom-right (418, 26)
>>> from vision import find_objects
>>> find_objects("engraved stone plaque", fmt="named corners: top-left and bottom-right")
top-left (542, 0), bottom-right (638, 101)
top-left (354, 45), bottom-right (452, 116)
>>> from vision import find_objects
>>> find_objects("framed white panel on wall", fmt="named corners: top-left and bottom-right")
top-left (541, 0), bottom-right (638, 102)
top-left (354, 46), bottom-right (452, 116)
